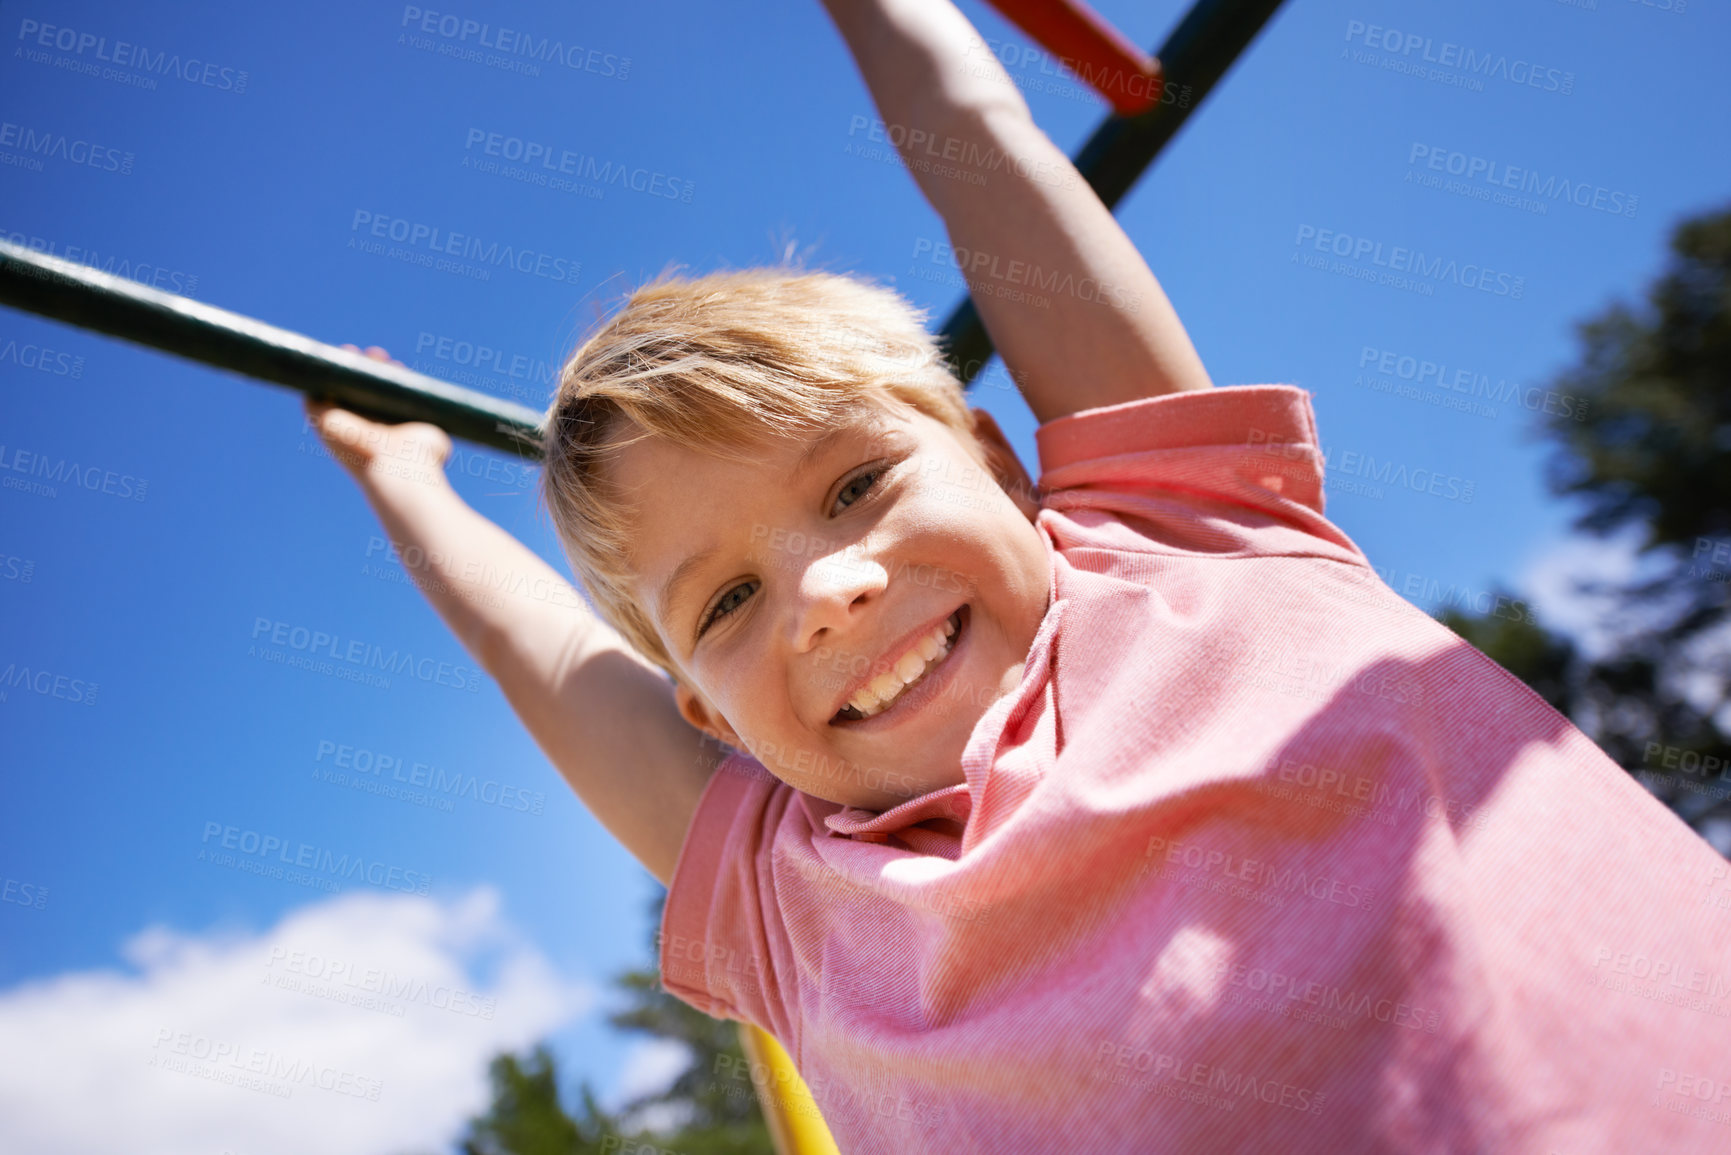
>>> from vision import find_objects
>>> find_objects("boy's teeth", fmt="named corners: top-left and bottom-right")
top-left (845, 614), bottom-right (959, 718)
top-left (869, 672), bottom-right (905, 700)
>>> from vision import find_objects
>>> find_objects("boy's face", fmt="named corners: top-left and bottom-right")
top-left (610, 398), bottom-right (1051, 812)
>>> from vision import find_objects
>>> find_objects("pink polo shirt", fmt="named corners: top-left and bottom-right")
top-left (659, 384), bottom-right (1731, 1153)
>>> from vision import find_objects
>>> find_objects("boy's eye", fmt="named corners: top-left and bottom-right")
top-left (698, 580), bottom-right (758, 637)
top-left (833, 465), bottom-right (887, 513)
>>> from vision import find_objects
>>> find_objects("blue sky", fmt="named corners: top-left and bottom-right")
top-left (2, 0), bottom-right (1727, 1149)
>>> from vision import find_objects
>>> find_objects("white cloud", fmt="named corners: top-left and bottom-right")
top-left (608, 1038), bottom-right (695, 1109)
top-left (1517, 526), bottom-right (1682, 660)
top-left (607, 1036), bottom-right (698, 1135)
top-left (0, 887), bottom-right (593, 1155)
top-left (1520, 530), bottom-right (1731, 716)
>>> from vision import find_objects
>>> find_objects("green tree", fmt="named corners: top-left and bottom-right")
top-left (1442, 202), bottom-right (1731, 837)
top-left (452, 890), bottom-right (773, 1155)
top-left (459, 1047), bottom-right (605, 1155)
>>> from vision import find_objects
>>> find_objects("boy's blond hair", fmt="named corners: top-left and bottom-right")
top-left (540, 265), bottom-right (980, 684)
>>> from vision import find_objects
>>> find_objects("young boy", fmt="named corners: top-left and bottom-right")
top-left (308, 0), bottom-right (1731, 1150)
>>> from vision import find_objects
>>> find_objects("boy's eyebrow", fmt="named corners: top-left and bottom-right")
top-left (658, 546), bottom-right (717, 631)
top-left (790, 422), bottom-right (866, 481)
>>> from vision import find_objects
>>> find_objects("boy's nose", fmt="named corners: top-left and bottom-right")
top-left (792, 550), bottom-right (888, 649)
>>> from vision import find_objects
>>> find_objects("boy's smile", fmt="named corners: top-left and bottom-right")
top-left (607, 397), bottom-right (1052, 811)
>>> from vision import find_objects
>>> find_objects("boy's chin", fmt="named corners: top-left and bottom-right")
top-left (823, 781), bottom-right (936, 813)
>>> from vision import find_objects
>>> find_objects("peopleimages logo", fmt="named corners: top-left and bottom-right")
top-left (0, 442), bottom-right (149, 500)
top-left (1342, 20), bottom-right (1574, 95)
top-left (910, 237), bottom-right (1142, 312)
top-left (348, 210), bottom-right (582, 284)
top-left (1356, 346), bottom-right (1588, 421)
top-left (0, 336), bottom-right (85, 378)
top-left (398, 6), bottom-right (630, 78)
top-left (314, 738), bottom-right (547, 815)
top-left (14, 17), bottom-right (250, 92)
top-left (0, 227), bottom-right (199, 296)
top-left (0, 120), bottom-right (133, 174)
top-left (149, 1028), bottom-right (383, 1100)
top-left (1294, 225), bottom-right (1524, 299)
top-left (265, 945), bottom-right (498, 1019)
top-left (1406, 143), bottom-right (1638, 218)
top-left (0, 661), bottom-right (98, 705)
top-left (199, 821), bottom-right (434, 896)
top-left (248, 617), bottom-right (483, 693)
top-left (462, 128), bottom-right (693, 202)
top-left (414, 331), bottom-right (556, 389)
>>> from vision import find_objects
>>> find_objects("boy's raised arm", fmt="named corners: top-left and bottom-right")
top-left (820, 0), bottom-right (1212, 424)
top-left (304, 357), bottom-right (717, 886)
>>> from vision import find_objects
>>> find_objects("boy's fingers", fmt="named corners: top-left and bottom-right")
top-left (311, 407), bottom-right (374, 450)
top-left (325, 408), bottom-right (367, 434)
top-left (337, 342), bottom-right (396, 363)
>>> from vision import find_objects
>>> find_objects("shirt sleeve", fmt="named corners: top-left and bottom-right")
top-left (659, 751), bottom-right (799, 1040)
top-left (1033, 384), bottom-right (1368, 563)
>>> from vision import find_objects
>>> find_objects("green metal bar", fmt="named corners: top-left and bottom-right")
top-left (0, 0), bottom-right (1285, 437)
top-left (942, 0), bottom-right (1289, 388)
top-left (0, 239), bottom-right (546, 459)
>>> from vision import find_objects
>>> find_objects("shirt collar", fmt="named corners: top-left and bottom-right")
top-left (812, 783), bottom-right (973, 842)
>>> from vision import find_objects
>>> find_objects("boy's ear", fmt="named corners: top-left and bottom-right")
top-left (969, 408), bottom-right (1040, 521)
top-left (674, 680), bottom-right (743, 749)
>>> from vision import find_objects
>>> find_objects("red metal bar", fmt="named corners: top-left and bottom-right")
top-left (981, 0), bottom-right (1163, 115)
